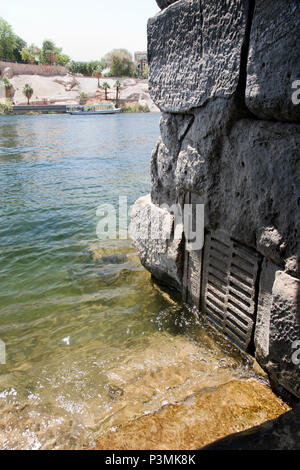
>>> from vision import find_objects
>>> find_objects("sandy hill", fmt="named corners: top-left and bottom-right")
top-left (7, 74), bottom-right (159, 112)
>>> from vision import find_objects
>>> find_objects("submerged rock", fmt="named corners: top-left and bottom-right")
top-left (202, 404), bottom-right (300, 450)
top-left (95, 379), bottom-right (290, 450)
top-left (98, 254), bottom-right (128, 265)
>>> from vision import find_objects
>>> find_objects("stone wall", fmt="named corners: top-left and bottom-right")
top-left (0, 61), bottom-right (67, 78)
top-left (131, 0), bottom-right (300, 399)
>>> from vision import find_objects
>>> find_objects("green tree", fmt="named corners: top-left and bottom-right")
top-left (114, 80), bottom-right (121, 104)
top-left (102, 81), bottom-right (110, 100)
top-left (23, 83), bottom-right (33, 105)
top-left (56, 53), bottom-right (70, 66)
top-left (21, 44), bottom-right (41, 64)
top-left (143, 64), bottom-right (149, 79)
top-left (21, 47), bottom-right (32, 63)
top-left (0, 17), bottom-right (17, 61)
top-left (40, 40), bottom-right (61, 65)
top-left (103, 49), bottom-right (134, 77)
top-left (13, 35), bottom-right (27, 61)
top-left (93, 66), bottom-right (103, 87)
top-left (67, 60), bottom-right (104, 77)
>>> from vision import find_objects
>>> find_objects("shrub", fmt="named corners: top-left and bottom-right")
top-left (67, 61), bottom-right (105, 77)
top-left (0, 98), bottom-right (13, 114)
top-left (2, 77), bottom-right (12, 89)
top-left (120, 101), bottom-right (150, 113)
top-left (79, 92), bottom-right (88, 104)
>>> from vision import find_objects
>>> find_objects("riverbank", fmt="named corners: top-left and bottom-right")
top-left (10, 102), bottom-right (150, 115)
top-left (1, 72), bottom-right (159, 112)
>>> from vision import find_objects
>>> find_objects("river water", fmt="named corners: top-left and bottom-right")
top-left (0, 114), bottom-right (284, 450)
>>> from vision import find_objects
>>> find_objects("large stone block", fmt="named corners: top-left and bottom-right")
top-left (246, 0), bottom-right (300, 122)
top-left (151, 113), bottom-right (194, 206)
top-left (130, 194), bottom-right (184, 291)
top-left (256, 268), bottom-right (300, 399)
top-left (148, 0), bottom-right (251, 112)
top-left (268, 272), bottom-right (300, 398)
top-left (214, 119), bottom-right (300, 273)
top-left (150, 112), bottom-right (300, 275)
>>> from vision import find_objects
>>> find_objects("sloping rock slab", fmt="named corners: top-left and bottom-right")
top-left (148, 0), bottom-right (250, 112)
top-left (202, 404), bottom-right (300, 450)
top-left (95, 379), bottom-right (289, 450)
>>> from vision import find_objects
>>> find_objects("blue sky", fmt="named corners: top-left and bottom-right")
top-left (1, 0), bottom-right (159, 61)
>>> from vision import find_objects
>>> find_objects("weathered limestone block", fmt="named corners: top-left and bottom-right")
top-left (256, 266), bottom-right (300, 399)
top-left (155, 0), bottom-right (178, 9)
top-left (268, 272), bottom-right (300, 398)
top-left (256, 268), bottom-right (300, 399)
top-left (246, 0), bottom-right (300, 121)
top-left (130, 194), bottom-right (184, 290)
top-left (159, 114), bottom-right (300, 273)
top-left (174, 97), bottom-right (244, 200)
top-left (148, 0), bottom-right (251, 112)
top-left (152, 97), bottom-right (248, 210)
top-left (219, 119), bottom-right (300, 273)
top-left (151, 113), bottom-right (194, 206)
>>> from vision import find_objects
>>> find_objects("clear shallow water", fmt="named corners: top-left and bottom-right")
top-left (0, 114), bottom-right (266, 450)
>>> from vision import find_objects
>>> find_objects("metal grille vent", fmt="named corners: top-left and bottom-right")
top-left (201, 230), bottom-right (262, 351)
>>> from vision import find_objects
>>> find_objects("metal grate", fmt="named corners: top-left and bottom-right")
top-left (201, 230), bottom-right (262, 351)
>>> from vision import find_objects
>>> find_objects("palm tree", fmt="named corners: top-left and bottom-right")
top-left (2, 77), bottom-right (13, 98)
top-left (114, 80), bottom-right (121, 105)
top-left (93, 67), bottom-right (102, 88)
top-left (102, 82), bottom-right (110, 101)
top-left (23, 84), bottom-right (33, 105)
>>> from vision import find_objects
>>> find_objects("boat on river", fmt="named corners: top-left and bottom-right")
top-left (66, 103), bottom-right (121, 115)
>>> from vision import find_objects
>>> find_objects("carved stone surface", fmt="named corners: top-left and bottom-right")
top-left (148, 0), bottom-right (250, 112)
top-left (246, 0), bottom-right (300, 122)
